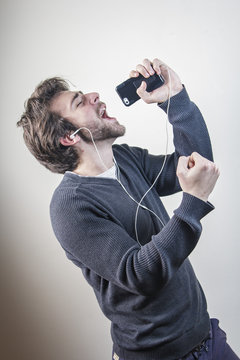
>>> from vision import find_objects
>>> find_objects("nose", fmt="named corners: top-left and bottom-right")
top-left (86, 92), bottom-right (100, 105)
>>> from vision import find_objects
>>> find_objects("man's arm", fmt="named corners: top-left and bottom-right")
top-left (128, 58), bottom-right (213, 196)
top-left (51, 154), bottom-right (219, 297)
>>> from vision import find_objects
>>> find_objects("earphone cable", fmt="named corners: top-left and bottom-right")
top-left (134, 67), bottom-right (172, 245)
top-left (70, 67), bottom-right (172, 246)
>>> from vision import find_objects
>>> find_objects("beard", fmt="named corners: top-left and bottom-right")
top-left (78, 120), bottom-right (126, 143)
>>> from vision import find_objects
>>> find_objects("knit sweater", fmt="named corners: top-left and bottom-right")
top-left (50, 87), bottom-right (214, 360)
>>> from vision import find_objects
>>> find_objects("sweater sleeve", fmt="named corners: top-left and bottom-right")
top-left (131, 87), bottom-right (213, 196)
top-left (50, 190), bottom-right (214, 296)
top-left (159, 86), bottom-right (213, 161)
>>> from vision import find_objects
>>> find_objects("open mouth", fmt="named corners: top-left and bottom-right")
top-left (99, 105), bottom-right (116, 121)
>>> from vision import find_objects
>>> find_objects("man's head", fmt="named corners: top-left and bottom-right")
top-left (50, 88), bottom-right (125, 146)
top-left (17, 77), bottom-right (125, 174)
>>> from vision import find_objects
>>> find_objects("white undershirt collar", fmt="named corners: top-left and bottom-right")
top-left (66, 164), bottom-right (117, 179)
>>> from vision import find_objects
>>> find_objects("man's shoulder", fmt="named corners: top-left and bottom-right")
top-left (50, 173), bottom-right (80, 206)
top-left (113, 144), bottom-right (150, 173)
top-left (113, 143), bottom-right (147, 160)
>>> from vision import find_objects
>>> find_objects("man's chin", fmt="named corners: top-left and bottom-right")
top-left (114, 124), bottom-right (126, 138)
top-left (80, 123), bottom-right (126, 143)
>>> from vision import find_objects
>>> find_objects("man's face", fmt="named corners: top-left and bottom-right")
top-left (50, 90), bottom-right (125, 142)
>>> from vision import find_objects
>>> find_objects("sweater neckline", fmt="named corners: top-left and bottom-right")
top-left (63, 170), bottom-right (119, 185)
top-left (65, 164), bottom-right (117, 180)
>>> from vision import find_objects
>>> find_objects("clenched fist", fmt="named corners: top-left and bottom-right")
top-left (177, 152), bottom-right (220, 202)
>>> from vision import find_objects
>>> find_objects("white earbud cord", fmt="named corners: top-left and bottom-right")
top-left (133, 67), bottom-right (171, 245)
top-left (113, 157), bottom-right (166, 225)
top-left (70, 67), bottom-right (172, 247)
top-left (70, 127), bottom-right (109, 172)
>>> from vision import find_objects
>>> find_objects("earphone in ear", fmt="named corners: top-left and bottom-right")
top-left (69, 127), bottom-right (109, 172)
top-left (69, 127), bottom-right (92, 140)
top-left (69, 129), bottom-right (80, 140)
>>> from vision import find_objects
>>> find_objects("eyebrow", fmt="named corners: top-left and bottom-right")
top-left (71, 91), bottom-right (83, 109)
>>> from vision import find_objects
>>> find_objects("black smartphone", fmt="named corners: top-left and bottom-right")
top-left (115, 73), bottom-right (165, 106)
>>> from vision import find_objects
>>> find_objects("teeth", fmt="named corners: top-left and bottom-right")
top-left (100, 107), bottom-right (106, 117)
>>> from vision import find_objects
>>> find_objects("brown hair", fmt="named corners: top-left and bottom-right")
top-left (17, 77), bottom-right (79, 174)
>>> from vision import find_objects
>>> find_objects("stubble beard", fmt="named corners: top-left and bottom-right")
top-left (79, 121), bottom-right (126, 143)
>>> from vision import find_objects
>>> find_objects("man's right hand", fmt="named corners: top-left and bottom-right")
top-left (176, 152), bottom-right (220, 202)
top-left (129, 58), bottom-right (183, 104)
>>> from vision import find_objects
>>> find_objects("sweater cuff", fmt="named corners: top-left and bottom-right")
top-left (174, 192), bottom-right (214, 223)
top-left (157, 85), bottom-right (190, 113)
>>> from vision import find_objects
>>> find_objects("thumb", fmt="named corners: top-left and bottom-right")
top-left (136, 81), bottom-right (148, 98)
top-left (188, 154), bottom-right (195, 168)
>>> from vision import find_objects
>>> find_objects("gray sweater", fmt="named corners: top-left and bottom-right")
top-left (50, 88), bottom-right (214, 359)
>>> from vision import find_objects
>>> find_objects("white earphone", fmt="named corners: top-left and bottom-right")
top-left (69, 129), bottom-right (81, 139)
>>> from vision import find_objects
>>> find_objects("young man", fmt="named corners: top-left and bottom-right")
top-left (17, 58), bottom-right (239, 360)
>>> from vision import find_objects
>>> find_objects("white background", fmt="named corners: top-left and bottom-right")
top-left (0, 0), bottom-right (239, 359)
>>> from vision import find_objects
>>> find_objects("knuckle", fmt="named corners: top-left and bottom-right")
top-left (178, 156), bottom-right (186, 166)
top-left (142, 58), bottom-right (154, 73)
top-left (143, 58), bottom-right (150, 64)
top-left (177, 169), bottom-right (185, 179)
top-left (202, 162), bottom-right (210, 171)
top-left (176, 168), bottom-right (182, 177)
top-left (215, 166), bottom-right (220, 176)
top-left (136, 64), bottom-right (143, 72)
top-left (144, 97), bottom-right (151, 104)
top-left (178, 155), bottom-right (185, 162)
top-left (129, 70), bottom-right (136, 77)
top-left (204, 161), bottom-right (217, 174)
top-left (192, 151), bottom-right (199, 157)
top-left (210, 163), bottom-right (215, 171)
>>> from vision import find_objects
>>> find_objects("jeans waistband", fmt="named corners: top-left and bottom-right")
top-left (180, 331), bottom-right (211, 360)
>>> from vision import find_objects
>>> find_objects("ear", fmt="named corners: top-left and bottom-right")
top-left (59, 134), bottom-right (80, 146)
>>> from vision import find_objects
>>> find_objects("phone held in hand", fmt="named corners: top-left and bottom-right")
top-left (115, 73), bottom-right (165, 106)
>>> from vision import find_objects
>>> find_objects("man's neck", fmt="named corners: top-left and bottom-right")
top-left (73, 139), bottom-right (115, 177)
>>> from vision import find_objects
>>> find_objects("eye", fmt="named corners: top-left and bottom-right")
top-left (76, 92), bottom-right (84, 107)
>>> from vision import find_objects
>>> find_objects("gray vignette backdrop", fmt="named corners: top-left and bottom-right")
top-left (0, 0), bottom-right (239, 359)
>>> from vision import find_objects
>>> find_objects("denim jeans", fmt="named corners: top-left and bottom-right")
top-left (112, 318), bottom-right (239, 360)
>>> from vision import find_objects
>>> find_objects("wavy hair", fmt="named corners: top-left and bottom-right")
top-left (17, 77), bottom-right (79, 174)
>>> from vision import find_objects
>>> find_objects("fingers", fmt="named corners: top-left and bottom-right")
top-left (187, 152), bottom-right (203, 170)
top-left (135, 59), bottom-right (154, 78)
top-left (152, 58), bottom-right (166, 75)
top-left (189, 152), bottom-right (204, 163)
top-left (129, 58), bottom-right (167, 78)
top-left (177, 153), bottom-right (220, 202)
top-left (190, 152), bottom-right (218, 172)
top-left (176, 156), bottom-right (190, 178)
top-left (181, 152), bottom-right (220, 177)
top-left (129, 70), bottom-right (139, 78)
top-left (135, 63), bottom-right (152, 78)
top-left (142, 58), bottom-right (155, 76)
top-left (188, 155), bottom-right (195, 168)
